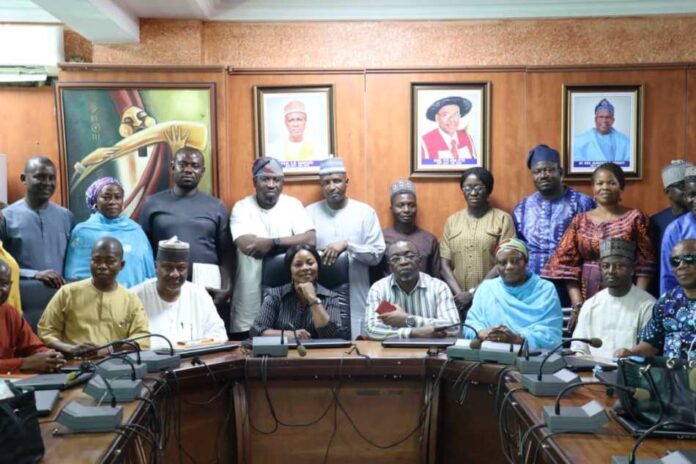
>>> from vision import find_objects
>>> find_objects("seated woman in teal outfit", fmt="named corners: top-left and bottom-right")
top-left (64, 177), bottom-right (155, 288)
top-left (463, 238), bottom-right (562, 350)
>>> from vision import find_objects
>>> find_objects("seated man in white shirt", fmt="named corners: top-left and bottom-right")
top-left (365, 240), bottom-right (459, 340)
top-left (133, 236), bottom-right (228, 350)
top-left (571, 238), bottom-right (655, 358)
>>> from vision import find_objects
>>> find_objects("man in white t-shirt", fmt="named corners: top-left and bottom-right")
top-left (229, 157), bottom-right (315, 334)
top-left (132, 237), bottom-right (227, 350)
top-left (571, 238), bottom-right (655, 359)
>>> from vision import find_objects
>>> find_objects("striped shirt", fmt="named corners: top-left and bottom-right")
top-left (250, 284), bottom-right (350, 340)
top-left (365, 272), bottom-right (459, 340)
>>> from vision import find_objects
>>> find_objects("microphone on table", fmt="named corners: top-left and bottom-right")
top-left (553, 380), bottom-right (650, 416)
top-left (434, 321), bottom-right (481, 336)
top-left (625, 420), bottom-right (696, 464)
top-left (73, 339), bottom-right (142, 363)
top-left (538, 338), bottom-right (602, 381)
top-left (287, 323), bottom-right (307, 357)
top-left (123, 334), bottom-right (175, 356)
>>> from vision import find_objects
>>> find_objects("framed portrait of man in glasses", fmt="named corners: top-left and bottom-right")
top-left (411, 82), bottom-right (490, 178)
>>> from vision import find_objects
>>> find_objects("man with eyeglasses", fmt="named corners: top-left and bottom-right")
top-left (616, 239), bottom-right (696, 359)
top-left (419, 96), bottom-right (477, 163)
top-left (571, 238), bottom-right (654, 359)
top-left (138, 147), bottom-right (234, 326)
top-left (229, 157), bottom-right (315, 336)
top-left (658, 165), bottom-right (696, 295)
top-left (365, 240), bottom-right (459, 340)
top-left (512, 145), bottom-right (594, 305)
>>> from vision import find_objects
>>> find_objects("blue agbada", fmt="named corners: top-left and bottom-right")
top-left (64, 212), bottom-right (155, 288)
top-left (463, 272), bottom-right (563, 349)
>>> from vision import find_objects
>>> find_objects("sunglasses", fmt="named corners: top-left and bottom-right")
top-left (669, 254), bottom-right (696, 267)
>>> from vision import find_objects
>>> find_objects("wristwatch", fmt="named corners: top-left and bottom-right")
top-left (309, 298), bottom-right (322, 308)
top-left (406, 316), bottom-right (416, 328)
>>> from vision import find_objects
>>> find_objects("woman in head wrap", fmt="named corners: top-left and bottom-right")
top-left (64, 177), bottom-right (155, 288)
top-left (463, 238), bottom-right (563, 350)
top-left (249, 244), bottom-right (350, 340)
top-left (542, 163), bottom-right (655, 332)
top-left (440, 167), bottom-right (516, 316)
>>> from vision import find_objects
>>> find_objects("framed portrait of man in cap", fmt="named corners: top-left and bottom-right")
top-left (563, 84), bottom-right (643, 179)
top-left (254, 85), bottom-right (335, 178)
top-left (410, 82), bottom-right (490, 177)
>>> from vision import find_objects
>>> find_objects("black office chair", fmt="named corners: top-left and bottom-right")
top-left (19, 279), bottom-right (60, 331)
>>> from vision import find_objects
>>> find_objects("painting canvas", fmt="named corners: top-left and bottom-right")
top-left (56, 83), bottom-right (217, 221)
top-left (563, 84), bottom-right (643, 179)
top-left (411, 82), bottom-right (490, 177)
top-left (255, 85), bottom-right (335, 177)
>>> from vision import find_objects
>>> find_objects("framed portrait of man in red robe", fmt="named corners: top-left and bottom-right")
top-left (411, 82), bottom-right (490, 178)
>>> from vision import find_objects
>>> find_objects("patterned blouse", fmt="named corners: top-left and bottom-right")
top-left (641, 286), bottom-right (696, 359)
top-left (542, 209), bottom-right (655, 300)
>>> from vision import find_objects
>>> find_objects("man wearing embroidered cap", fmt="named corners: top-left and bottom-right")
top-left (571, 238), bottom-right (654, 359)
top-left (229, 157), bottom-right (315, 335)
top-left (132, 236), bottom-right (227, 350)
top-left (513, 145), bottom-right (594, 306)
top-left (268, 100), bottom-right (320, 162)
top-left (573, 98), bottom-right (630, 163)
top-left (660, 166), bottom-right (696, 294)
top-left (307, 158), bottom-right (385, 338)
top-left (377, 179), bottom-right (440, 278)
top-left (462, 238), bottom-right (562, 349)
top-left (419, 96), bottom-right (477, 162)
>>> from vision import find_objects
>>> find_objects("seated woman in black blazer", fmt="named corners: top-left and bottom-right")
top-left (250, 244), bottom-right (350, 340)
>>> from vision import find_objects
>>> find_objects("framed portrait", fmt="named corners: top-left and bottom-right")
top-left (562, 84), bottom-right (643, 179)
top-left (56, 82), bottom-right (218, 222)
top-left (411, 82), bottom-right (490, 177)
top-left (254, 85), bottom-right (335, 178)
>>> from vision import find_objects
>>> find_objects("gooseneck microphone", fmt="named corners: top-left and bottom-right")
top-left (434, 321), bottom-right (481, 337)
top-left (537, 337), bottom-right (602, 381)
top-left (287, 323), bottom-right (307, 357)
top-left (628, 421), bottom-right (696, 464)
top-left (553, 380), bottom-right (650, 415)
top-left (95, 353), bottom-right (138, 381)
top-left (123, 334), bottom-right (175, 356)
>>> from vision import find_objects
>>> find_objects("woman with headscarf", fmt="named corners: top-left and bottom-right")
top-left (250, 244), bottom-right (350, 340)
top-left (440, 167), bottom-right (516, 314)
top-left (542, 163), bottom-right (655, 331)
top-left (64, 177), bottom-right (155, 288)
top-left (463, 238), bottom-right (563, 350)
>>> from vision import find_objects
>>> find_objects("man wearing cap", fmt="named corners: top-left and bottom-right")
top-left (616, 239), bottom-right (696, 360)
top-left (132, 237), bottom-right (227, 350)
top-left (649, 161), bottom-right (693, 296)
top-left (377, 179), bottom-right (440, 278)
top-left (307, 158), bottom-right (385, 338)
top-left (571, 238), bottom-right (655, 359)
top-left (512, 144), bottom-right (594, 304)
top-left (419, 96), bottom-right (477, 162)
top-left (573, 98), bottom-right (630, 163)
top-left (463, 238), bottom-right (562, 350)
top-left (229, 157), bottom-right (315, 334)
top-left (660, 166), bottom-right (696, 294)
top-left (268, 100), bottom-right (320, 162)
top-left (137, 147), bottom-right (234, 317)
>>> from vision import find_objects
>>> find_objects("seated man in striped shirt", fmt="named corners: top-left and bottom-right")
top-left (365, 240), bottom-right (460, 339)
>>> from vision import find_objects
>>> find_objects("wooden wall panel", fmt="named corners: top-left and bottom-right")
top-left (526, 69), bottom-right (687, 216)
top-left (227, 72), bottom-right (365, 207)
top-left (54, 66), bottom-right (230, 205)
top-left (0, 86), bottom-right (60, 203)
top-left (687, 69), bottom-right (696, 160)
top-left (365, 71), bottom-right (527, 238)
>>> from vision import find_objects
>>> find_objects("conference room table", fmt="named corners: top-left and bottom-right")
top-left (34, 341), bottom-right (696, 463)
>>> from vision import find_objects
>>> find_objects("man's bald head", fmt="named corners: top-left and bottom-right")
top-left (92, 237), bottom-right (124, 259)
top-left (0, 259), bottom-right (11, 306)
top-left (24, 156), bottom-right (55, 174)
top-left (673, 239), bottom-right (696, 256)
top-left (387, 240), bottom-right (419, 259)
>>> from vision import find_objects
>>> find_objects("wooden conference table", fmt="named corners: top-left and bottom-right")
top-left (35, 342), bottom-right (696, 463)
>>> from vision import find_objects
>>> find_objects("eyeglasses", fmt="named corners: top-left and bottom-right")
top-left (387, 253), bottom-right (420, 264)
top-left (462, 185), bottom-right (486, 194)
top-left (669, 254), bottom-right (696, 267)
